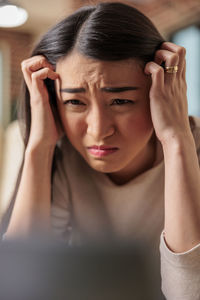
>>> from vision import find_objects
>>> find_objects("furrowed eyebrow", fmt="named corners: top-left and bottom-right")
top-left (60, 86), bottom-right (140, 93)
top-left (101, 86), bottom-right (139, 92)
top-left (60, 88), bottom-right (86, 93)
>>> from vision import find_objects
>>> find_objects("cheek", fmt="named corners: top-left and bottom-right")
top-left (60, 112), bottom-right (85, 141)
top-left (119, 108), bottom-right (153, 139)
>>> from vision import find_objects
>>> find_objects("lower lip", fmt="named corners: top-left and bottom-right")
top-left (87, 148), bottom-right (118, 157)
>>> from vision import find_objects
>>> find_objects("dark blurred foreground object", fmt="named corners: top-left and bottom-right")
top-left (0, 237), bottom-right (164, 300)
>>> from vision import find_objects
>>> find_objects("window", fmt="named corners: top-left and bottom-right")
top-left (172, 25), bottom-right (200, 117)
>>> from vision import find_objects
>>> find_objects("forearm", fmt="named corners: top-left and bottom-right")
top-left (163, 132), bottom-right (200, 253)
top-left (6, 146), bottom-right (55, 238)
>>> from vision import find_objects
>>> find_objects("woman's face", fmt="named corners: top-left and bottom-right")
top-left (56, 51), bottom-right (155, 183)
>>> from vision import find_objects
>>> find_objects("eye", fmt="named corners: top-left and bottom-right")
top-left (111, 99), bottom-right (135, 105)
top-left (63, 100), bottom-right (85, 105)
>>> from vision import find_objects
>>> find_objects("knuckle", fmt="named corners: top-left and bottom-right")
top-left (179, 46), bottom-right (186, 56)
top-left (31, 67), bottom-right (49, 80)
top-left (155, 66), bottom-right (163, 74)
top-left (155, 49), bottom-right (162, 57)
top-left (37, 55), bottom-right (45, 60)
top-left (39, 56), bottom-right (46, 64)
top-left (31, 72), bottom-right (38, 80)
top-left (144, 61), bottom-right (151, 69)
top-left (21, 60), bottom-right (28, 71)
top-left (43, 67), bottom-right (50, 74)
top-left (173, 53), bottom-right (179, 61)
top-left (37, 56), bottom-right (48, 68)
top-left (21, 61), bottom-right (25, 68)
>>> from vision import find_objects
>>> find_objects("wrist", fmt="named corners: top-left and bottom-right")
top-left (25, 144), bottom-right (55, 158)
top-left (161, 131), bottom-right (195, 155)
top-left (25, 145), bottom-right (55, 169)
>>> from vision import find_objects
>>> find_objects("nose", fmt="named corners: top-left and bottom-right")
top-left (86, 105), bottom-right (115, 141)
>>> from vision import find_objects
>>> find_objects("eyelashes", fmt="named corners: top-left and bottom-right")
top-left (63, 99), bottom-right (135, 106)
top-left (112, 99), bottom-right (134, 105)
top-left (63, 100), bottom-right (84, 105)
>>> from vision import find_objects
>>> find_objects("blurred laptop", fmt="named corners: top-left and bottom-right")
top-left (0, 237), bottom-right (165, 300)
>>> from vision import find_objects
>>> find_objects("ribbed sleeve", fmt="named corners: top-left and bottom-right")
top-left (160, 231), bottom-right (200, 300)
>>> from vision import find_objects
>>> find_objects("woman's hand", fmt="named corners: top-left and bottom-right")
top-left (21, 55), bottom-right (63, 151)
top-left (144, 42), bottom-right (192, 146)
top-left (5, 56), bottom-right (63, 238)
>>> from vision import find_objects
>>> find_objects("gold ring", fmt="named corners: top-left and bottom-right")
top-left (164, 66), bottom-right (178, 74)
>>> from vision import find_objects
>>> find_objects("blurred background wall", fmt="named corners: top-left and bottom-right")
top-left (0, 0), bottom-right (200, 215)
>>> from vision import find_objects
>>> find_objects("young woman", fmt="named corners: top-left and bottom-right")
top-left (1, 2), bottom-right (200, 298)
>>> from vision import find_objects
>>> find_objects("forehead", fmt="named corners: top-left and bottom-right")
top-left (56, 51), bottom-right (146, 86)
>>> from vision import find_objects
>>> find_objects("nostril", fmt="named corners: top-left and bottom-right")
top-left (86, 111), bottom-right (115, 138)
top-left (87, 124), bottom-right (115, 139)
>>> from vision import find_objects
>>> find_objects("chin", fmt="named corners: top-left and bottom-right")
top-left (88, 159), bottom-right (124, 174)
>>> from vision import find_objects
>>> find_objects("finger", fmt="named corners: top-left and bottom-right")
top-left (31, 68), bottom-right (59, 101)
top-left (22, 56), bottom-right (54, 72)
top-left (154, 49), bottom-right (179, 67)
top-left (154, 49), bottom-right (179, 84)
top-left (182, 59), bottom-right (186, 82)
top-left (21, 60), bottom-right (32, 90)
top-left (31, 68), bottom-right (59, 85)
top-left (30, 57), bottom-right (54, 72)
top-left (21, 56), bottom-right (54, 90)
top-left (55, 76), bottom-right (62, 101)
top-left (144, 61), bottom-right (164, 93)
top-left (160, 42), bottom-right (186, 73)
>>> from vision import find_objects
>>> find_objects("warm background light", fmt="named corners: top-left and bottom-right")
top-left (0, 4), bottom-right (28, 28)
